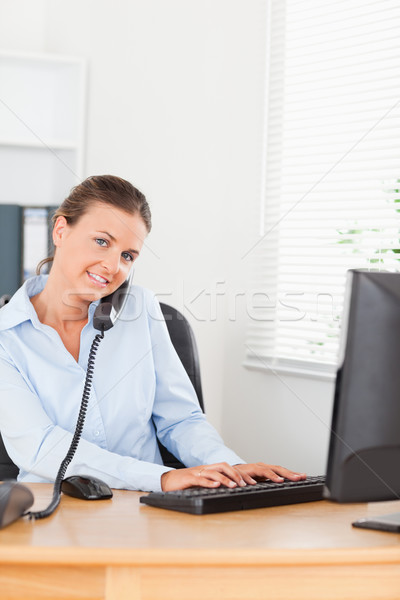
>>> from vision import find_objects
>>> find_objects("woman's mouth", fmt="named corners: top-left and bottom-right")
top-left (87, 271), bottom-right (109, 288)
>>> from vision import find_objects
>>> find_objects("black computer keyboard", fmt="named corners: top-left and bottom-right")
top-left (139, 475), bottom-right (326, 515)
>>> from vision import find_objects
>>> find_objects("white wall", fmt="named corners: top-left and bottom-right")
top-left (1, 0), bottom-right (334, 474)
top-left (0, 0), bottom-right (46, 52)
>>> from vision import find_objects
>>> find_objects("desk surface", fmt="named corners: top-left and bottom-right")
top-left (1, 484), bottom-right (400, 600)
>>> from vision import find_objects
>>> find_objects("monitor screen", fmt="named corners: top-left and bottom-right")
top-left (324, 270), bottom-right (400, 503)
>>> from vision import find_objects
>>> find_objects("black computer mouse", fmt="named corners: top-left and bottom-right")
top-left (0, 481), bottom-right (34, 529)
top-left (61, 475), bottom-right (113, 500)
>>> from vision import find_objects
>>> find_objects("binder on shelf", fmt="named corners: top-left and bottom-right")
top-left (0, 205), bottom-right (57, 304)
top-left (0, 204), bottom-right (23, 303)
top-left (22, 206), bottom-right (57, 281)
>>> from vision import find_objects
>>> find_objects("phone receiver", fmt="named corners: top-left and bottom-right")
top-left (93, 269), bottom-right (134, 331)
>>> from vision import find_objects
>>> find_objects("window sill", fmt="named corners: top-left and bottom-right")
top-left (243, 356), bottom-right (337, 382)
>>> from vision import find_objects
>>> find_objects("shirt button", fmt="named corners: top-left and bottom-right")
top-left (94, 430), bottom-right (100, 437)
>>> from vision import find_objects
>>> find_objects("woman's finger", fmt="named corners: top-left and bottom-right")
top-left (235, 463), bottom-right (306, 483)
top-left (237, 471), bottom-right (257, 485)
top-left (200, 463), bottom-right (245, 484)
top-left (195, 464), bottom-right (246, 488)
top-left (267, 465), bottom-right (307, 480)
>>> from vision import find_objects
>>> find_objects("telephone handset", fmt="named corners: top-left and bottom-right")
top-left (25, 269), bottom-right (135, 522)
top-left (93, 269), bottom-right (134, 331)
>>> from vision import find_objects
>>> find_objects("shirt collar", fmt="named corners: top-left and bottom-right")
top-left (0, 275), bottom-right (100, 331)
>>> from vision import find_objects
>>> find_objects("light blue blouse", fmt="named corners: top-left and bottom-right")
top-left (0, 276), bottom-right (242, 491)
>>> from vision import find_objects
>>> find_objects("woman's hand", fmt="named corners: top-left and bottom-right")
top-left (160, 462), bottom-right (306, 492)
top-left (161, 462), bottom-right (247, 492)
top-left (233, 463), bottom-right (307, 485)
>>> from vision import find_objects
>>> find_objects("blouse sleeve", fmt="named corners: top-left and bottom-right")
top-left (147, 293), bottom-right (244, 468)
top-left (0, 349), bottom-right (172, 492)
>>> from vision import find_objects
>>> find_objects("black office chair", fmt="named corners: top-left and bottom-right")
top-left (0, 303), bottom-right (204, 479)
top-left (0, 437), bottom-right (18, 480)
top-left (159, 303), bottom-right (204, 411)
top-left (157, 302), bottom-right (204, 468)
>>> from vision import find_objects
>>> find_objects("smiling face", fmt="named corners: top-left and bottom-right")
top-left (52, 201), bottom-right (148, 305)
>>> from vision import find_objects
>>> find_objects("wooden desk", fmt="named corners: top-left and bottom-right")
top-left (0, 484), bottom-right (399, 600)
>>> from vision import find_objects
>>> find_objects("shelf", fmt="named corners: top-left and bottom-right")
top-left (0, 50), bottom-right (87, 206)
top-left (0, 146), bottom-right (80, 205)
top-left (0, 49), bottom-right (86, 65)
top-left (0, 139), bottom-right (79, 150)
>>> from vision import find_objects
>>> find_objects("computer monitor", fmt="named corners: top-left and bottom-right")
top-left (324, 269), bottom-right (400, 504)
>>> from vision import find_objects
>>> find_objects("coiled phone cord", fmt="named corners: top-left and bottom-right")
top-left (26, 328), bottom-right (105, 520)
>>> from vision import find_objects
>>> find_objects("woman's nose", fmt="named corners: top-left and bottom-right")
top-left (102, 251), bottom-right (121, 274)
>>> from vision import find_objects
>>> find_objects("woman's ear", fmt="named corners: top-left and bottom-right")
top-left (52, 216), bottom-right (68, 248)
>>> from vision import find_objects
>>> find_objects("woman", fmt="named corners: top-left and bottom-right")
top-left (0, 175), bottom-right (305, 492)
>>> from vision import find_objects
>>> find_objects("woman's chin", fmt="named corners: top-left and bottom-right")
top-left (61, 287), bottom-right (104, 310)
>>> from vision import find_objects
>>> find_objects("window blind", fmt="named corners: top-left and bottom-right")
top-left (246, 0), bottom-right (400, 377)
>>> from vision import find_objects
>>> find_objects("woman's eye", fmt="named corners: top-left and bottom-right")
top-left (95, 238), bottom-right (108, 247)
top-left (122, 251), bottom-right (134, 262)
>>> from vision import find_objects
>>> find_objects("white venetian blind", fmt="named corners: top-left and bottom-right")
top-left (246, 0), bottom-right (400, 377)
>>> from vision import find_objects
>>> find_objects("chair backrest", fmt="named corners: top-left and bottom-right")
top-left (156, 303), bottom-right (204, 468)
top-left (0, 297), bottom-right (18, 478)
top-left (159, 302), bottom-right (204, 411)
top-left (0, 436), bottom-right (18, 480)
